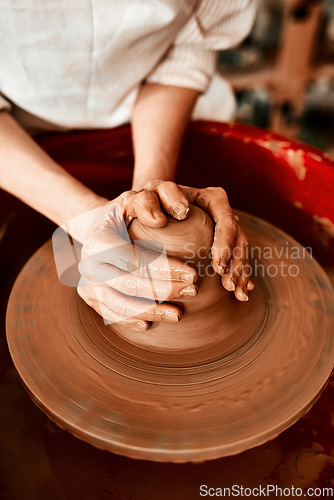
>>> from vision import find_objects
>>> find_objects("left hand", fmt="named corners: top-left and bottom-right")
top-left (141, 180), bottom-right (254, 301)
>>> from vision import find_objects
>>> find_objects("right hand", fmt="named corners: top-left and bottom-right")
top-left (77, 188), bottom-right (198, 332)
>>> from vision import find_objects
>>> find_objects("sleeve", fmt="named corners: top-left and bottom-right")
top-left (147, 0), bottom-right (256, 93)
top-left (0, 93), bottom-right (11, 111)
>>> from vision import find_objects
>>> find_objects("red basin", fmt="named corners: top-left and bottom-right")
top-left (35, 121), bottom-right (334, 258)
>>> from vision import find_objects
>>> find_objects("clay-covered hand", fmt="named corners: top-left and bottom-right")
top-left (143, 180), bottom-right (254, 301)
top-left (77, 189), bottom-right (198, 332)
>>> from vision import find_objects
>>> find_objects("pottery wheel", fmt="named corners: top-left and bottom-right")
top-left (6, 212), bottom-right (334, 462)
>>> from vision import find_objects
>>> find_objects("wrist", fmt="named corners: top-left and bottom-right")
top-left (132, 152), bottom-right (176, 190)
top-left (80, 193), bottom-right (109, 213)
top-left (60, 194), bottom-right (109, 243)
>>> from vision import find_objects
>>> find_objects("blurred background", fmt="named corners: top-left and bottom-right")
top-left (219, 0), bottom-right (334, 154)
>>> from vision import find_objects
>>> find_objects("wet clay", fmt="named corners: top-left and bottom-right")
top-left (5, 211), bottom-right (334, 462)
top-left (110, 206), bottom-right (266, 353)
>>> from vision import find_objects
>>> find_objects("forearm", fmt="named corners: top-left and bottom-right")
top-left (0, 112), bottom-right (107, 240)
top-left (131, 83), bottom-right (199, 190)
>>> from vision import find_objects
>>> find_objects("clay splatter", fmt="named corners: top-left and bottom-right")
top-left (286, 149), bottom-right (306, 181)
top-left (313, 215), bottom-right (334, 247)
top-left (254, 138), bottom-right (307, 180)
top-left (255, 139), bottom-right (291, 156)
top-left (307, 152), bottom-right (322, 162)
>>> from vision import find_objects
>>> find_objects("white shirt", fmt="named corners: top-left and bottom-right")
top-left (0, 0), bottom-right (255, 131)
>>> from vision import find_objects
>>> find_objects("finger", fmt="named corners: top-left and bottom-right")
top-left (234, 229), bottom-right (250, 301)
top-left (154, 181), bottom-right (190, 220)
top-left (114, 319), bottom-right (150, 332)
top-left (180, 186), bottom-right (238, 272)
top-left (235, 267), bottom-right (250, 302)
top-left (79, 262), bottom-right (198, 300)
top-left (221, 228), bottom-right (249, 301)
top-left (85, 284), bottom-right (182, 323)
top-left (132, 245), bottom-right (198, 284)
top-left (80, 237), bottom-right (197, 284)
top-left (231, 229), bottom-right (247, 282)
top-left (77, 287), bottom-right (150, 331)
top-left (247, 280), bottom-right (255, 291)
top-left (222, 267), bottom-right (250, 300)
top-left (222, 268), bottom-right (254, 296)
top-left (221, 268), bottom-right (235, 292)
top-left (235, 284), bottom-right (249, 302)
top-left (126, 190), bottom-right (167, 227)
top-left (211, 215), bottom-right (238, 274)
top-left (182, 185), bottom-right (254, 295)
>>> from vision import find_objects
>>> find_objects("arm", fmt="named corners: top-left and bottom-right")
top-left (131, 83), bottom-right (199, 190)
top-left (0, 110), bottom-right (197, 330)
top-left (131, 82), bottom-right (251, 301)
top-left (0, 112), bottom-right (107, 242)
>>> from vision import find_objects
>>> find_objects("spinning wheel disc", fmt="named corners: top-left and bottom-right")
top-left (6, 213), bottom-right (334, 462)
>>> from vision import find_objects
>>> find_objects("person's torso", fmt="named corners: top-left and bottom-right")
top-left (0, 0), bottom-right (195, 129)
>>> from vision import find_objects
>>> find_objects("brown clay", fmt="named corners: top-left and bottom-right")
top-left (5, 211), bottom-right (334, 462)
top-left (114, 205), bottom-right (265, 354)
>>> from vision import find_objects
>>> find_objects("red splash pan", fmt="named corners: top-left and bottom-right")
top-left (35, 121), bottom-right (334, 257)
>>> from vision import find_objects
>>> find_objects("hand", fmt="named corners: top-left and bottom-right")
top-left (141, 180), bottom-right (254, 301)
top-left (76, 189), bottom-right (198, 332)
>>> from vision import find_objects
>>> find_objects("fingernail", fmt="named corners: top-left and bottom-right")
top-left (247, 280), bottom-right (255, 291)
top-left (224, 281), bottom-right (235, 292)
top-left (172, 201), bottom-right (189, 219)
top-left (114, 320), bottom-right (148, 331)
top-left (239, 291), bottom-right (249, 302)
top-left (179, 285), bottom-right (197, 298)
top-left (128, 322), bottom-right (147, 332)
top-left (162, 310), bottom-right (181, 323)
top-left (136, 320), bottom-right (149, 330)
top-left (180, 272), bottom-right (195, 284)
